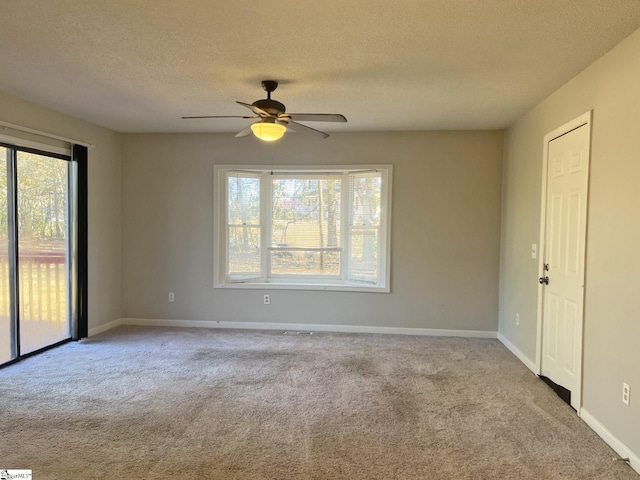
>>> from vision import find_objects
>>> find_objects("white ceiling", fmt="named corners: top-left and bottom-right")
top-left (1, 1), bottom-right (640, 134)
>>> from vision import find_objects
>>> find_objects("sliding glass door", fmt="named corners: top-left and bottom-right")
top-left (0, 147), bottom-right (14, 364)
top-left (1, 144), bottom-right (72, 366)
top-left (17, 151), bottom-right (70, 354)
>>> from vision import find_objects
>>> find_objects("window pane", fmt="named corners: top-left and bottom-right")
top-left (227, 174), bottom-right (261, 278)
top-left (271, 177), bottom-right (341, 276)
top-left (0, 148), bottom-right (13, 364)
top-left (349, 173), bottom-right (382, 283)
top-left (17, 151), bottom-right (70, 355)
top-left (272, 177), bottom-right (341, 248)
top-left (228, 226), bottom-right (261, 275)
top-left (350, 174), bottom-right (381, 227)
top-left (349, 227), bottom-right (379, 281)
top-left (228, 175), bottom-right (260, 225)
top-left (271, 251), bottom-right (340, 276)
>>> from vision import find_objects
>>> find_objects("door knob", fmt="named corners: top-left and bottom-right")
top-left (539, 276), bottom-right (549, 285)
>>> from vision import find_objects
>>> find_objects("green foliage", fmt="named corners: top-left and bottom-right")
top-left (0, 149), bottom-right (68, 244)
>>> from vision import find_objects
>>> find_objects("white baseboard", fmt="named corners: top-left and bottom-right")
top-left (497, 332), bottom-right (538, 374)
top-left (580, 408), bottom-right (640, 475)
top-left (88, 318), bottom-right (122, 337)
top-left (117, 318), bottom-right (497, 338)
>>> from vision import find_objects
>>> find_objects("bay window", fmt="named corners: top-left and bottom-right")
top-left (214, 165), bottom-right (392, 292)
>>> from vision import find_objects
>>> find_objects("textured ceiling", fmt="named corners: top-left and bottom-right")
top-left (1, 1), bottom-right (640, 134)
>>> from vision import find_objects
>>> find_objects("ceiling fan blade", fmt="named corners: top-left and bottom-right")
top-left (182, 115), bottom-right (257, 119)
top-left (284, 120), bottom-right (329, 139)
top-left (235, 124), bottom-right (255, 138)
top-left (236, 101), bottom-right (271, 118)
top-left (284, 113), bottom-right (347, 123)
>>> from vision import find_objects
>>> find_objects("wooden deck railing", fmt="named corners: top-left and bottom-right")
top-left (1, 251), bottom-right (67, 320)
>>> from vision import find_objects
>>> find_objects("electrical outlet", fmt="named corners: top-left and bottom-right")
top-left (168, 292), bottom-right (175, 302)
top-left (263, 294), bottom-right (270, 305)
top-left (515, 313), bottom-right (520, 326)
top-left (622, 383), bottom-right (630, 406)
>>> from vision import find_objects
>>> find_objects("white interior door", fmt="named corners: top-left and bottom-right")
top-left (541, 122), bottom-right (590, 411)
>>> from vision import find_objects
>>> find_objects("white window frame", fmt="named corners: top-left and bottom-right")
top-left (214, 164), bottom-right (392, 293)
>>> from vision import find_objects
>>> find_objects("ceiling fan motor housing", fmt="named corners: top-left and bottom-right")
top-left (252, 98), bottom-right (286, 116)
top-left (253, 80), bottom-right (286, 116)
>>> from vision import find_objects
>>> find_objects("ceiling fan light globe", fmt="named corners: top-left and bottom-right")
top-left (251, 122), bottom-right (286, 142)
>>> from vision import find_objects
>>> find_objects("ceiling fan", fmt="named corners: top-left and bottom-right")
top-left (182, 80), bottom-right (347, 141)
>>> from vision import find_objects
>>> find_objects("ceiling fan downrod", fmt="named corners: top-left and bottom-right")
top-left (261, 80), bottom-right (278, 100)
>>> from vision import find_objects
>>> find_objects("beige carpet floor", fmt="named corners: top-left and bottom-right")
top-left (0, 325), bottom-right (636, 479)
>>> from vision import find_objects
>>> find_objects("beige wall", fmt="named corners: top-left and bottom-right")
top-left (121, 130), bottom-right (503, 332)
top-left (500, 29), bottom-right (640, 459)
top-left (0, 92), bottom-right (122, 330)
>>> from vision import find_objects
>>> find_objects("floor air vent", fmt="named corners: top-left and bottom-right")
top-left (284, 331), bottom-right (313, 336)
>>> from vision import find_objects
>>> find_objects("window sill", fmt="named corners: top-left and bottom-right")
top-left (214, 281), bottom-right (390, 293)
